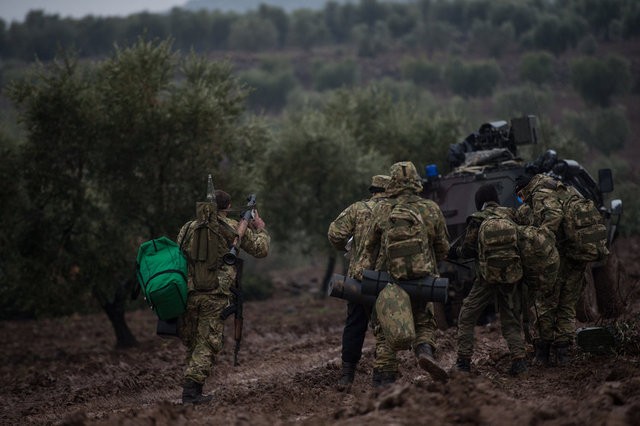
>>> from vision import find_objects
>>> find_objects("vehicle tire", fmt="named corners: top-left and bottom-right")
top-left (576, 268), bottom-right (598, 323)
top-left (592, 249), bottom-right (625, 318)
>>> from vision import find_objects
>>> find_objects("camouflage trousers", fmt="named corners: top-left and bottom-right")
top-left (457, 280), bottom-right (525, 359)
top-left (534, 256), bottom-right (587, 344)
top-left (372, 301), bottom-right (437, 372)
top-left (180, 291), bottom-right (230, 384)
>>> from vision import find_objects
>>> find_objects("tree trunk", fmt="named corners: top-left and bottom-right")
top-left (95, 279), bottom-right (138, 348)
top-left (320, 254), bottom-right (337, 298)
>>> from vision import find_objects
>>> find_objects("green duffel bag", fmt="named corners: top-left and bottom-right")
top-left (136, 236), bottom-right (188, 320)
top-left (375, 283), bottom-right (416, 351)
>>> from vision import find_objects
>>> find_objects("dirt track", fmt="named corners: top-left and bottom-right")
top-left (2, 238), bottom-right (640, 425)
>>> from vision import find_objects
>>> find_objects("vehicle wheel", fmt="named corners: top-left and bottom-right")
top-left (576, 268), bottom-right (598, 323)
top-left (592, 249), bottom-right (625, 318)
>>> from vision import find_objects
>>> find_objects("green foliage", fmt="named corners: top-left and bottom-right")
top-left (288, 9), bottom-right (329, 50)
top-left (400, 57), bottom-right (442, 87)
top-left (493, 85), bottom-right (553, 119)
top-left (570, 54), bottom-right (632, 107)
top-left (312, 59), bottom-right (359, 91)
top-left (239, 59), bottom-right (298, 111)
top-left (3, 39), bottom-right (269, 320)
top-left (519, 51), bottom-right (556, 86)
top-left (352, 21), bottom-right (392, 58)
top-left (228, 14), bottom-right (279, 52)
top-left (262, 108), bottom-right (389, 252)
top-left (563, 107), bottom-right (630, 155)
top-left (531, 14), bottom-right (588, 55)
top-left (445, 59), bottom-right (502, 98)
top-left (468, 20), bottom-right (515, 58)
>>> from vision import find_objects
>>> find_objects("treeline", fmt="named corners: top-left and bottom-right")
top-left (1, 0), bottom-right (639, 61)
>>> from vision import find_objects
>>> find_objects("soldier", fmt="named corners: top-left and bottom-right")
top-left (328, 174), bottom-right (391, 391)
top-left (359, 161), bottom-right (450, 386)
top-left (176, 189), bottom-right (270, 404)
top-left (515, 173), bottom-right (590, 366)
top-left (451, 184), bottom-right (527, 376)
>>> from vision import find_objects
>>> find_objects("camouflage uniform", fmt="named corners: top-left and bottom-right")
top-left (455, 202), bottom-right (526, 361)
top-left (519, 174), bottom-right (588, 347)
top-left (359, 162), bottom-right (449, 378)
top-left (177, 209), bottom-right (269, 386)
top-left (328, 175), bottom-right (390, 369)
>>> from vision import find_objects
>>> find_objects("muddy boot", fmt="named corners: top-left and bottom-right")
top-left (508, 358), bottom-right (528, 377)
top-left (182, 379), bottom-right (213, 405)
top-left (554, 342), bottom-right (571, 366)
top-left (337, 361), bottom-right (357, 391)
top-left (455, 357), bottom-right (471, 373)
top-left (415, 343), bottom-right (449, 383)
top-left (372, 369), bottom-right (397, 388)
top-left (534, 340), bottom-right (551, 366)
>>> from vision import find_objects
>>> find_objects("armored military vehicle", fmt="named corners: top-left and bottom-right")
top-left (421, 115), bottom-right (623, 328)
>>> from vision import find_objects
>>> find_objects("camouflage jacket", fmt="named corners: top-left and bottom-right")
top-left (519, 174), bottom-right (567, 240)
top-left (456, 202), bottom-right (515, 259)
top-left (177, 213), bottom-right (270, 297)
top-left (357, 192), bottom-right (449, 279)
top-left (328, 195), bottom-right (384, 277)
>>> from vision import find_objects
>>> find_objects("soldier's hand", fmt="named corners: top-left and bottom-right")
top-left (251, 210), bottom-right (266, 231)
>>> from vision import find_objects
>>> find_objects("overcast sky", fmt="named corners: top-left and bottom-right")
top-left (0, 0), bottom-right (188, 23)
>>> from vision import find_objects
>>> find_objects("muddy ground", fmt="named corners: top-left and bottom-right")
top-left (2, 238), bottom-right (640, 426)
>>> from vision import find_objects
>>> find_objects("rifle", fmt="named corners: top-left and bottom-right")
top-left (222, 194), bottom-right (257, 266)
top-left (220, 193), bottom-right (257, 366)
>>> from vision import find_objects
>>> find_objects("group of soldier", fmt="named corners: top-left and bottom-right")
top-left (172, 159), bottom-right (593, 404)
top-left (328, 161), bottom-right (592, 389)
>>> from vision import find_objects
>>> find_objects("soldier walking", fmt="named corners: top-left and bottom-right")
top-left (176, 189), bottom-right (270, 404)
top-left (359, 161), bottom-right (450, 386)
top-left (328, 175), bottom-right (390, 390)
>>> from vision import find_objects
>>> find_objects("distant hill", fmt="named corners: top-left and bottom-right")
top-left (184, 0), bottom-right (407, 13)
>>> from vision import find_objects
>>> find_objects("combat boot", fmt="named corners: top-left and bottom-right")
top-left (455, 357), bottom-right (471, 373)
top-left (372, 369), bottom-right (397, 388)
top-left (553, 342), bottom-right (571, 366)
top-left (182, 379), bottom-right (213, 405)
top-left (337, 361), bottom-right (357, 391)
top-left (415, 343), bottom-right (449, 382)
top-left (534, 340), bottom-right (551, 366)
top-left (508, 358), bottom-right (528, 377)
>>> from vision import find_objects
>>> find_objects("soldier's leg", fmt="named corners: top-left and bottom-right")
top-left (371, 315), bottom-right (398, 386)
top-left (497, 284), bottom-right (526, 359)
top-left (184, 295), bottom-right (227, 385)
top-left (457, 280), bottom-right (494, 359)
top-left (342, 301), bottom-right (369, 363)
top-left (414, 302), bottom-right (448, 382)
top-left (555, 258), bottom-right (587, 344)
top-left (339, 301), bottom-right (369, 389)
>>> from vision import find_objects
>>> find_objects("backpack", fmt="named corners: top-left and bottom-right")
top-left (136, 236), bottom-right (188, 320)
top-left (477, 216), bottom-right (523, 284)
top-left (179, 202), bottom-right (222, 291)
top-left (516, 225), bottom-right (559, 291)
top-left (561, 194), bottom-right (609, 262)
top-left (375, 283), bottom-right (416, 351)
top-left (383, 198), bottom-right (431, 281)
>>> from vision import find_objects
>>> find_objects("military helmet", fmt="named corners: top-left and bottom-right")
top-left (387, 161), bottom-right (423, 194)
top-left (369, 174), bottom-right (391, 193)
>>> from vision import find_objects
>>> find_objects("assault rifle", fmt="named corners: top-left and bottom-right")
top-left (220, 193), bottom-right (257, 366)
